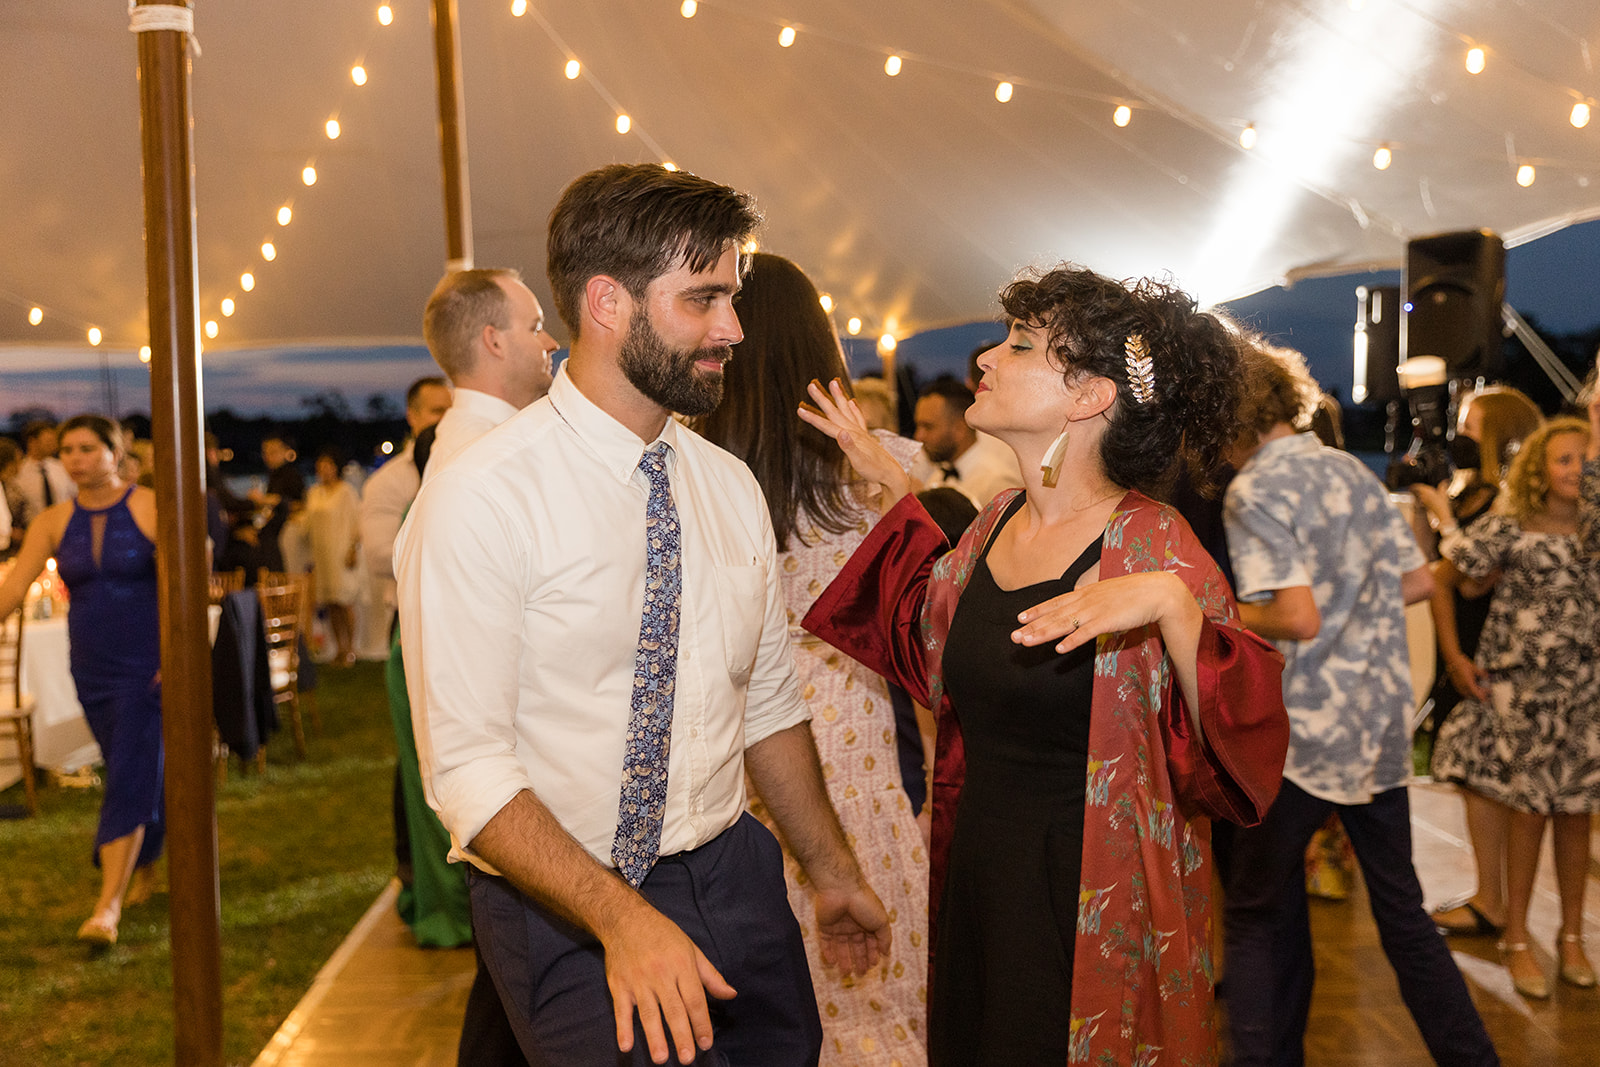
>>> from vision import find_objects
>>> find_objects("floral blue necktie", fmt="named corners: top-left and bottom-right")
top-left (612, 441), bottom-right (682, 887)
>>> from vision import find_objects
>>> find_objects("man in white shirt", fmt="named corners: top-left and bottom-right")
top-left (12, 421), bottom-right (76, 528)
top-left (400, 267), bottom-right (558, 1067)
top-left (357, 376), bottom-right (453, 656)
top-left (912, 375), bottom-right (1023, 506)
top-left (398, 164), bottom-right (888, 1066)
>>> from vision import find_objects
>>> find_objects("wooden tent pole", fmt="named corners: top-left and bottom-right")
top-left (430, 0), bottom-right (474, 270)
top-left (133, 4), bottom-right (223, 1064)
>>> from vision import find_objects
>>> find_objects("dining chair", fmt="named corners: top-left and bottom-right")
top-left (256, 570), bottom-right (313, 758)
top-left (208, 567), bottom-right (246, 604)
top-left (0, 605), bottom-right (39, 814)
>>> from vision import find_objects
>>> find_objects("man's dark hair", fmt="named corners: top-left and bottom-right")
top-left (21, 420), bottom-right (56, 445)
top-left (405, 376), bottom-right (449, 410)
top-left (546, 164), bottom-right (761, 339)
top-left (918, 376), bottom-right (976, 414)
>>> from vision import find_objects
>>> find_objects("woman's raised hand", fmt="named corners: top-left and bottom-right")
top-left (799, 378), bottom-right (914, 504)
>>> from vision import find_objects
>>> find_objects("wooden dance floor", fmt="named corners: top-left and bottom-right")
top-left (251, 782), bottom-right (1600, 1066)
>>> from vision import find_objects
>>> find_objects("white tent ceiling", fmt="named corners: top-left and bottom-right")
top-left (3, 0), bottom-right (1598, 356)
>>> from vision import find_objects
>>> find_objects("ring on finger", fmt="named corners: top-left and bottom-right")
top-left (1068, 615), bottom-right (1081, 631)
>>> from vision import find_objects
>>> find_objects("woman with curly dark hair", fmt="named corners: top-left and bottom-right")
top-left (798, 264), bottom-right (1290, 1064)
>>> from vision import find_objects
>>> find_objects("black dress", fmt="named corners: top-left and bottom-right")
top-left (934, 495), bottom-right (1099, 1066)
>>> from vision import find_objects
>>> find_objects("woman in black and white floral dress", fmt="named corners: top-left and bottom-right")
top-left (1432, 411), bottom-right (1600, 999)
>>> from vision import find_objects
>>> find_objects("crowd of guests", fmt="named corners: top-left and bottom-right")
top-left (12, 160), bottom-right (1599, 1067)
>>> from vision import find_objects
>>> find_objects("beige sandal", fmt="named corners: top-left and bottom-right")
top-left (1499, 940), bottom-right (1549, 999)
top-left (1558, 932), bottom-right (1597, 989)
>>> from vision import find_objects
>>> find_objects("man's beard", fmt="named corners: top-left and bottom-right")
top-left (619, 307), bottom-right (730, 417)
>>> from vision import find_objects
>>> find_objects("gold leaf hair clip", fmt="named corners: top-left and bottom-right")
top-left (1124, 333), bottom-right (1155, 404)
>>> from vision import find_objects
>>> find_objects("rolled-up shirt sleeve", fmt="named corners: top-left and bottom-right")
top-left (397, 467), bottom-right (531, 861)
top-left (738, 504), bottom-right (810, 749)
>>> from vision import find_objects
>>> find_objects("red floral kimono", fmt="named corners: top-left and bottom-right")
top-left (804, 489), bottom-right (1289, 1064)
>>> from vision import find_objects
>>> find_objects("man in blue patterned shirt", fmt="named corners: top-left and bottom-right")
top-left (1219, 343), bottom-right (1497, 1067)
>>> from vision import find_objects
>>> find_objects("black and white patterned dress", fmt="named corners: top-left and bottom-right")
top-left (1431, 461), bottom-right (1600, 814)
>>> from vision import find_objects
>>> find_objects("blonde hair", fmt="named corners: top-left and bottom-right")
top-left (1458, 384), bottom-right (1542, 485)
top-left (1504, 416), bottom-right (1588, 523)
top-left (850, 377), bottom-right (896, 432)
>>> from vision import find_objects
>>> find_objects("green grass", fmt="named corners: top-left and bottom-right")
top-left (0, 660), bottom-right (396, 1067)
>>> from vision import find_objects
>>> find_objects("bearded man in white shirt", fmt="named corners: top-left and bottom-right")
top-left (398, 164), bottom-right (890, 1067)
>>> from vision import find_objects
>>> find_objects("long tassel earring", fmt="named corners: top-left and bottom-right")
top-left (1040, 421), bottom-right (1071, 488)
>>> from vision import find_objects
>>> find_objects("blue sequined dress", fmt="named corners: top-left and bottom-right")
top-left (55, 488), bottom-right (165, 867)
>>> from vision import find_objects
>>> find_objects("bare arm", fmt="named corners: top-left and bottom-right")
top-left (1235, 585), bottom-right (1320, 641)
top-left (1401, 563), bottom-right (1434, 605)
top-left (0, 504), bottom-right (68, 619)
top-left (1429, 558), bottom-right (1488, 701)
top-left (744, 721), bottom-right (891, 976)
top-left (469, 791), bottom-right (734, 1066)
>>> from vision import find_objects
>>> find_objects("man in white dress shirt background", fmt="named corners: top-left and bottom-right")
top-left (912, 375), bottom-right (1023, 507)
top-left (398, 163), bottom-right (889, 1066)
top-left (357, 376), bottom-right (453, 658)
top-left (11, 420), bottom-right (76, 529)
top-left (405, 266), bottom-right (558, 1067)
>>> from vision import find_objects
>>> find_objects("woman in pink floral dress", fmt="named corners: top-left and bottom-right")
top-left (698, 252), bottom-right (929, 1066)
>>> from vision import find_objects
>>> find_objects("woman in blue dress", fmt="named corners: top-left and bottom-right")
top-left (0, 415), bottom-right (162, 946)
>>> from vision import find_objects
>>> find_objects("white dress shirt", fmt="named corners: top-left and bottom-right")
top-left (358, 443), bottom-right (419, 583)
top-left (947, 432), bottom-right (1024, 507)
top-left (15, 456), bottom-right (76, 525)
top-left (426, 387), bottom-right (521, 482)
top-left (396, 366), bottom-right (809, 872)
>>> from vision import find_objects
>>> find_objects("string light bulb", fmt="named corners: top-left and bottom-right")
top-left (885, 55), bottom-right (902, 77)
top-left (1465, 47), bottom-right (1485, 74)
top-left (995, 81), bottom-right (1013, 103)
top-left (28, 307), bottom-right (42, 326)
top-left (846, 317), bottom-right (862, 336)
top-left (741, 239), bottom-right (759, 255)
top-left (87, 327), bottom-right (102, 346)
top-left (351, 65), bottom-right (367, 86)
top-left (1113, 104), bottom-right (1132, 127)
top-left (261, 242), bottom-right (277, 261)
top-left (325, 119), bottom-right (341, 140)
top-left (663, 161), bottom-right (678, 171)
top-left (819, 293), bottom-right (833, 312)
top-left (221, 298), bottom-right (236, 317)
top-left (1517, 163), bottom-right (1536, 187)
top-left (241, 272), bottom-right (256, 292)
top-left (680, 0), bottom-right (697, 17)
top-left (302, 166), bottom-right (317, 186)
top-left (205, 320), bottom-right (219, 339)
top-left (511, 0), bottom-right (528, 16)
top-left (139, 346), bottom-right (152, 363)
top-left (377, 5), bottom-right (393, 27)
top-left (616, 114), bottom-right (631, 134)
top-left (879, 334), bottom-right (897, 353)
top-left (565, 59), bottom-right (581, 79)
top-left (1239, 124), bottom-right (1257, 149)
top-left (277, 206), bottom-right (292, 226)
top-left (778, 26), bottom-right (796, 48)
top-left (1373, 145), bottom-right (1392, 170)
top-left (1573, 102), bottom-right (1592, 129)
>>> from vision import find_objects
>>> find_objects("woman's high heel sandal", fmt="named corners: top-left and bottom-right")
top-left (1498, 940), bottom-right (1550, 999)
top-left (1558, 932), bottom-right (1597, 989)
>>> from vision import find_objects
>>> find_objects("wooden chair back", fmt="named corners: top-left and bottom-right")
top-left (255, 570), bottom-right (312, 757)
top-left (0, 605), bottom-right (39, 814)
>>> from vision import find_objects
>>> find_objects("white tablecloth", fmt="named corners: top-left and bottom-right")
top-left (0, 607), bottom-right (223, 791)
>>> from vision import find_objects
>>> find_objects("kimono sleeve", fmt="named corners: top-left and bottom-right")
top-left (802, 492), bottom-right (949, 708)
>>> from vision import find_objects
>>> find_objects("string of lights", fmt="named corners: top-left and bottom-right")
top-left (7, 0), bottom-right (1595, 356)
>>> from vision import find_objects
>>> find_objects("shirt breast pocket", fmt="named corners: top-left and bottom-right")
top-left (713, 565), bottom-right (764, 685)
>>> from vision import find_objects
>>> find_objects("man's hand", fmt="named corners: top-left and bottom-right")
top-left (601, 903), bottom-right (737, 1065)
top-left (813, 882), bottom-right (892, 977)
top-left (1444, 650), bottom-right (1490, 701)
